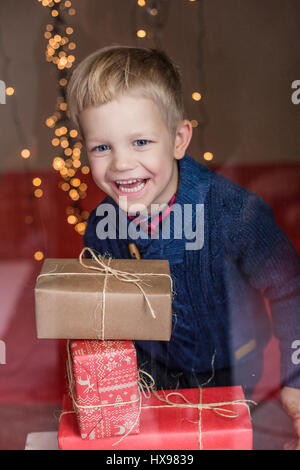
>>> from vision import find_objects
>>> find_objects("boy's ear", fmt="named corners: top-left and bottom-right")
top-left (173, 120), bottom-right (193, 160)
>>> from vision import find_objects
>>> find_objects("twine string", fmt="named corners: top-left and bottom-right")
top-left (64, 342), bottom-right (256, 448)
top-left (37, 247), bottom-right (175, 339)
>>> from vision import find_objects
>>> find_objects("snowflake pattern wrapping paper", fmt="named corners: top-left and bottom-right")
top-left (69, 339), bottom-right (140, 440)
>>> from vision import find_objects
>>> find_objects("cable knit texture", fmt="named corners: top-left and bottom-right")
top-left (84, 154), bottom-right (300, 388)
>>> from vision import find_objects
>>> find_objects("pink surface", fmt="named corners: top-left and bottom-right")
top-left (0, 261), bottom-right (34, 336)
top-left (0, 261), bottom-right (65, 403)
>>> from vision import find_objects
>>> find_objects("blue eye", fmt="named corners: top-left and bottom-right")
top-left (135, 139), bottom-right (149, 147)
top-left (95, 144), bottom-right (110, 152)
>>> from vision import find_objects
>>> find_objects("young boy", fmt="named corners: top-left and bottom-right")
top-left (67, 46), bottom-right (300, 447)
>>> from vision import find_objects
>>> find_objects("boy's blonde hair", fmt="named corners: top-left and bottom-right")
top-left (67, 45), bottom-right (185, 140)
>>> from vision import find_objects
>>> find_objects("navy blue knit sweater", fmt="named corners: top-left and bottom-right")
top-left (84, 154), bottom-right (300, 389)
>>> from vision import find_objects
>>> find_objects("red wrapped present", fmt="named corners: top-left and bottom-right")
top-left (58, 385), bottom-right (254, 450)
top-left (67, 339), bottom-right (140, 440)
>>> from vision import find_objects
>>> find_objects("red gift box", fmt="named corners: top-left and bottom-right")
top-left (58, 385), bottom-right (253, 450)
top-left (67, 339), bottom-right (140, 440)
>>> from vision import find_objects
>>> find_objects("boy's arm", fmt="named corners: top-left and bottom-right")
top-left (225, 190), bottom-right (300, 390)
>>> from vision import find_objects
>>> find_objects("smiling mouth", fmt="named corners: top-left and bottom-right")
top-left (114, 178), bottom-right (149, 193)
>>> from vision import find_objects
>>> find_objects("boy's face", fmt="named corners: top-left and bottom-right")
top-left (79, 93), bottom-right (191, 214)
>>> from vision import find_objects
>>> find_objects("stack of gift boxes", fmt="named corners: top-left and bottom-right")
top-left (34, 250), bottom-right (253, 450)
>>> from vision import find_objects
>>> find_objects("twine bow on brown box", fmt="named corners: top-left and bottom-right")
top-left (35, 247), bottom-right (174, 340)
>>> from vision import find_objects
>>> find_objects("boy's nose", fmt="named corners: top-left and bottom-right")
top-left (110, 152), bottom-right (137, 172)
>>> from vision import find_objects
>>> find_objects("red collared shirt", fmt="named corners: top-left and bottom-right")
top-left (127, 192), bottom-right (177, 236)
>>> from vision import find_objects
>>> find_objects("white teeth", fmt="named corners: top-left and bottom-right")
top-left (115, 178), bottom-right (142, 184)
top-left (118, 180), bottom-right (146, 193)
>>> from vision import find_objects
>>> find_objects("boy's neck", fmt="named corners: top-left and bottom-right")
top-left (148, 158), bottom-right (180, 216)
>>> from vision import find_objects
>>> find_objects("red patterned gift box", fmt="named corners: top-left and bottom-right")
top-left (67, 339), bottom-right (140, 440)
top-left (59, 385), bottom-right (253, 450)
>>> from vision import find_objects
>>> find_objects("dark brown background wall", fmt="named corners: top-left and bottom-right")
top-left (0, 0), bottom-right (299, 171)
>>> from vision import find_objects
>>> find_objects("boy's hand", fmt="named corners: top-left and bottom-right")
top-left (280, 386), bottom-right (300, 450)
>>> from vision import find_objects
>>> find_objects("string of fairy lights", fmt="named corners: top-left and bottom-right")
top-left (7, 0), bottom-right (211, 262)
top-left (37, 0), bottom-right (90, 246)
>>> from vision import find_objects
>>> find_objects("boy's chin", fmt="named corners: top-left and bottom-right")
top-left (118, 198), bottom-right (149, 216)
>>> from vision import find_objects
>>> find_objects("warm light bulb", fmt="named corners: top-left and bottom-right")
top-left (73, 160), bottom-right (81, 169)
top-left (61, 139), bottom-right (69, 149)
top-left (71, 178), bottom-right (81, 188)
top-left (61, 182), bottom-right (70, 191)
top-left (72, 148), bottom-right (81, 158)
top-left (79, 183), bottom-right (87, 192)
top-left (53, 157), bottom-right (65, 170)
top-left (191, 119), bottom-right (198, 128)
top-left (60, 168), bottom-right (68, 177)
top-left (192, 92), bottom-right (202, 101)
top-left (64, 148), bottom-right (73, 156)
top-left (6, 87), bottom-right (15, 96)
top-left (21, 149), bottom-right (30, 159)
top-left (203, 152), bottom-right (214, 161)
top-left (81, 166), bottom-right (90, 175)
top-left (34, 189), bottom-right (43, 198)
top-left (52, 138), bottom-right (60, 147)
top-left (69, 189), bottom-right (79, 200)
top-left (59, 57), bottom-right (68, 66)
top-left (75, 222), bottom-right (87, 235)
top-left (34, 251), bottom-right (44, 261)
top-left (70, 129), bottom-right (78, 138)
top-left (32, 177), bottom-right (42, 187)
top-left (67, 215), bottom-right (78, 224)
top-left (137, 29), bottom-right (146, 38)
top-left (46, 117), bottom-right (56, 127)
top-left (137, 0), bottom-right (146, 6)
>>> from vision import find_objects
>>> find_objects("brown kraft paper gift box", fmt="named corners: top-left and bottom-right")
top-left (34, 255), bottom-right (173, 341)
